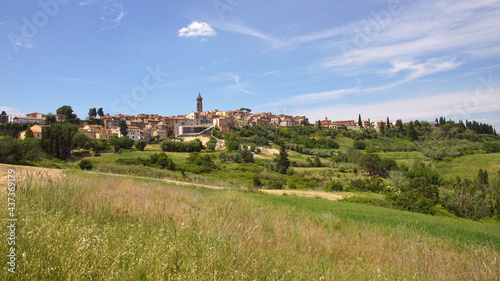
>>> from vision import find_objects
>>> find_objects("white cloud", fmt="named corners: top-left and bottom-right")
top-left (178, 21), bottom-right (217, 37)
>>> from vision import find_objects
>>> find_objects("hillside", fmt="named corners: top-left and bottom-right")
top-left (1, 165), bottom-right (498, 280)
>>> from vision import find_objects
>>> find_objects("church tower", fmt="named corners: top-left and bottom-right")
top-left (196, 92), bottom-right (203, 113)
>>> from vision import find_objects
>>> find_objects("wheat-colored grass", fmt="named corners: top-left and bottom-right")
top-left (0, 170), bottom-right (498, 280)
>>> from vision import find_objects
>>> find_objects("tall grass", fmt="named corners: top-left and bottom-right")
top-left (1, 171), bottom-right (499, 280)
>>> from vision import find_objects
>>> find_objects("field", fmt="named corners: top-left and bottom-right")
top-left (1, 164), bottom-right (499, 280)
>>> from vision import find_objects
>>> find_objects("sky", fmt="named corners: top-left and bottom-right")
top-left (1, 0), bottom-right (499, 130)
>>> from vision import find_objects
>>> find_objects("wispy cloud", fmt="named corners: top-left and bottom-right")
top-left (262, 56), bottom-right (461, 108)
top-left (314, 0), bottom-right (500, 70)
top-left (80, 0), bottom-right (128, 29)
top-left (178, 21), bottom-right (217, 37)
top-left (211, 21), bottom-right (281, 48)
top-left (226, 74), bottom-right (256, 95)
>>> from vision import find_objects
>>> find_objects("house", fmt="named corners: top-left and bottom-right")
top-left (213, 116), bottom-right (233, 132)
top-left (18, 125), bottom-right (45, 139)
top-left (26, 112), bottom-right (45, 119)
top-left (54, 114), bottom-right (67, 122)
top-left (13, 116), bottom-right (46, 125)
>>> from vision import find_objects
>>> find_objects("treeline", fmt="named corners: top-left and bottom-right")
top-left (160, 139), bottom-right (203, 153)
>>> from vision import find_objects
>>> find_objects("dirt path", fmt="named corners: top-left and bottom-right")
top-left (0, 164), bottom-right (346, 201)
top-left (260, 189), bottom-right (346, 201)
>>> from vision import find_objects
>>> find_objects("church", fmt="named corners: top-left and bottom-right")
top-left (173, 93), bottom-right (213, 137)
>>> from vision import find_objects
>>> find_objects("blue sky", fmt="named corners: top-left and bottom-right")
top-left (1, 0), bottom-right (499, 130)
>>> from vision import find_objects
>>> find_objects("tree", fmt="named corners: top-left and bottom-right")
top-left (253, 174), bottom-right (262, 187)
top-left (88, 108), bottom-right (97, 119)
top-left (42, 122), bottom-right (78, 160)
top-left (239, 108), bottom-right (252, 113)
top-left (24, 127), bottom-right (34, 138)
top-left (119, 120), bottom-right (128, 137)
top-left (78, 159), bottom-right (93, 170)
top-left (72, 131), bottom-right (91, 149)
top-left (45, 113), bottom-right (56, 125)
top-left (357, 153), bottom-right (381, 175)
top-left (274, 139), bottom-right (290, 174)
top-left (0, 111), bottom-right (8, 124)
top-left (97, 108), bottom-right (104, 118)
top-left (56, 105), bottom-right (77, 120)
top-left (387, 117), bottom-right (390, 128)
top-left (476, 169), bottom-right (489, 191)
top-left (134, 140), bottom-right (147, 151)
top-left (224, 132), bottom-right (240, 152)
top-left (407, 121), bottom-right (418, 140)
top-left (358, 114), bottom-right (363, 127)
top-left (206, 137), bottom-right (217, 150)
top-left (353, 140), bottom-right (366, 150)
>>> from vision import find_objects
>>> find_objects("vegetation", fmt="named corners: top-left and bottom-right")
top-left (1, 169), bottom-right (498, 280)
top-left (160, 139), bottom-right (203, 153)
top-left (134, 140), bottom-right (147, 151)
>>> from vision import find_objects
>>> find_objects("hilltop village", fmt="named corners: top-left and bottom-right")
top-left (3, 93), bottom-right (408, 142)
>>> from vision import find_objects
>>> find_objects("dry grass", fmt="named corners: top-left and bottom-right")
top-left (0, 170), bottom-right (498, 280)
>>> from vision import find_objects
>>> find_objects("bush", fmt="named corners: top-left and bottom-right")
top-left (134, 140), bottom-right (147, 151)
top-left (160, 139), bottom-right (203, 152)
top-left (78, 159), bottom-right (93, 170)
top-left (353, 140), bottom-right (366, 150)
top-left (323, 180), bottom-right (343, 192)
top-left (267, 179), bottom-right (285, 190)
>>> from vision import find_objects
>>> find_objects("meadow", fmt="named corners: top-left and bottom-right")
top-left (1, 166), bottom-right (499, 280)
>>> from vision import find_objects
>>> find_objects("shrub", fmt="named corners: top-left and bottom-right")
top-left (160, 139), bottom-right (203, 152)
top-left (78, 159), bottom-right (93, 170)
top-left (323, 180), bottom-right (343, 192)
top-left (353, 140), bottom-right (366, 150)
top-left (267, 179), bottom-right (285, 190)
top-left (134, 140), bottom-right (147, 151)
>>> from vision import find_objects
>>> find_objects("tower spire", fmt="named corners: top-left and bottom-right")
top-left (196, 92), bottom-right (203, 113)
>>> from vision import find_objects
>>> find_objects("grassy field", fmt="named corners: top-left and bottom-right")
top-left (433, 153), bottom-right (500, 181)
top-left (1, 167), bottom-right (499, 280)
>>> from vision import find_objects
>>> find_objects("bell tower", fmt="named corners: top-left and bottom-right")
top-left (196, 92), bottom-right (203, 113)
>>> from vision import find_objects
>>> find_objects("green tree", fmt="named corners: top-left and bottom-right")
top-left (134, 140), bottom-right (147, 151)
top-left (78, 159), bottom-right (93, 170)
top-left (119, 120), bottom-right (128, 137)
top-left (358, 114), bottom-right (363, 127)
top-left (476, 169), bottom-right (489, 192)
top-left (42, 122), bottom-right (78, 160)
top-left (239, 108), bottom-right (252, 113)
top-left (45, 113), bottom-right (56, 125)
top-left (24, 127), bottom-right (34, 138)
top-left (274, 139), bottom-right (290, 174)
top-left (252, 174), bottom-right (262, 187)
top-left (407, 121), bottom-right (418, 140)
top-left (56, 105), bottom-right (77, 120)
top-left (206, 137), bottom-right (217, 150)
top-left (224, 132), bottom-right (240, 151)
top-left (353, 140), bottom-right (366, 150)
top-left (88, 108), bottom-right (97, 119)
top-left (72, 131), bottom-right (91, 149)
top-left (357, 153), bottom-right (381, 175)
top-left (97, 108), bottom-right (104, 117)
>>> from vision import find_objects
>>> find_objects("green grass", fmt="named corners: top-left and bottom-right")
top-left (2, 168), bottom-right (499, 280)
top-left (433, 153), bottom-right (500, 181)
top-left (250, 194), bottom-right (500, 249)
